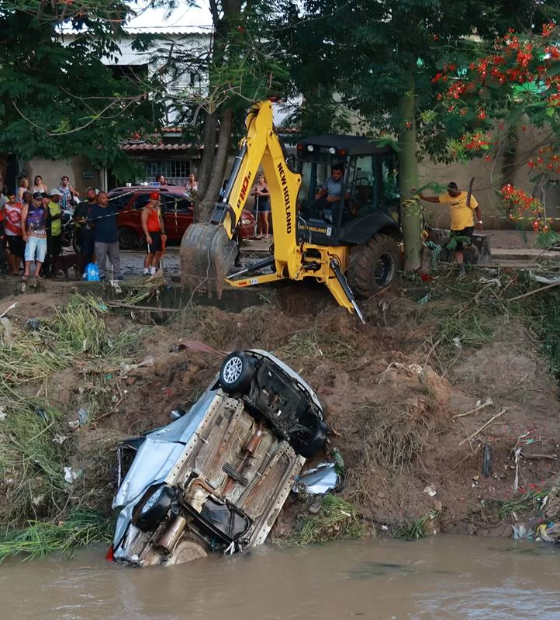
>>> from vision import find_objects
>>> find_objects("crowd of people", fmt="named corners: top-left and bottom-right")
top-left (0, 168), bottom-right (274, 285)
top-left (0, 174), bottom-right (170, 284)
top-left (0, 181), bottom-right (67, 284)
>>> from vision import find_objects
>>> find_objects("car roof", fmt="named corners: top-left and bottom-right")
top-left (109, 185), bottom-right (187, 193)
top-left (298, 135), bottom-right (395, 156)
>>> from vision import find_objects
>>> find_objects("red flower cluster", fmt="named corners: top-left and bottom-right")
top-left (438, 28), bottom-right (560, 110)
top-left (460, 131), bottom-right (493, 152)
top-left (501, 184), bottom-right (545, 230)
top-left (543, 23), bottom-right (556, 38)
top-left (528, 146), bottom-right (560, 175)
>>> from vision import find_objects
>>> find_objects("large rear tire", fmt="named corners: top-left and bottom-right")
top-left (347, 234), bottom-right (401, 299)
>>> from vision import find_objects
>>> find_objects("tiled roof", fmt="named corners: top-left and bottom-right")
top-left (121, 143), bottom-right (194, 152)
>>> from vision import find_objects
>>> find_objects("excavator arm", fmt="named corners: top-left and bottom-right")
top-left (180, 100), bottom-right (301, 295)
top-left (180, 100), bottom-right (365, 321)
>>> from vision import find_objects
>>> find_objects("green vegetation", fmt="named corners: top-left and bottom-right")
top-left (51, 293), bottom-right (138, 357)
top-left (512, 287), bottom-right (560, 378)
top-left (0, 293), bottom-right (144, 561)
top-left (495, 490), bottom-right (549, 520)
top-left (0, 404), bottom-right (67, 528)
top-left (439, 309), bottom-right (504, 352)
top-left (392, 510), bottom-right (440, 541)
top-left (0, 510), bottom-right (113, 563)
top-left (292, 495), bottom-right (364, 545)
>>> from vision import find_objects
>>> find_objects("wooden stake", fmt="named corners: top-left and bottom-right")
top-left (452, 398), bottom-right (493, 420)
top-left (507, 280), bottom-right (560, 303)
top-left (459, 408), bottom-right (507, 446)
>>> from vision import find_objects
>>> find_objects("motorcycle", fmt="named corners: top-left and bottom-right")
top-left (61, 207), bottom-right (74, 249)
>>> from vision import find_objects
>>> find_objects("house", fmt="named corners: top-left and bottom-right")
top-left (20, 26), bottom-right (211, 194)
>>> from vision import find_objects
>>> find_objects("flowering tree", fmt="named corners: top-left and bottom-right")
top-left (434, 23), bottom-right (560, 238)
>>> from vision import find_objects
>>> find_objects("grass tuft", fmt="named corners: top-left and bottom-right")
top-left (292, 495), bottom-right (364, 545)
top-left (279, 326), bottom-right (357, 362)
top-left (392, 510), bottom-right (440, 540)
top-left (358, 404), bottom-right (438, 472)
top-left (0, 403), bottom-right (69, 527)
top-left (494, 490), bottom-right (549, 520)
top-left (0, 509), bottom-right (113, 562)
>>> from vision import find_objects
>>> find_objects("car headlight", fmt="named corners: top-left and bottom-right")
top-left (134, 484), bottom-right (176, 532)
top-left (141, 487), bottom-right (164, 515)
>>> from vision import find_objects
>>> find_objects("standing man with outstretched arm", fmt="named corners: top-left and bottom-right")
top-left (419, 182), bottom-right (483, 279)
top-left (91, 191), bottom-right (123, 281)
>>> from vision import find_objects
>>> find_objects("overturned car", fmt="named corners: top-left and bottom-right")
top-left (110, 350), bottom-right (328, 567)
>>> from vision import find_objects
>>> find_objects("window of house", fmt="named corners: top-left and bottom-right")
top-left (144, 161), bottom-right (191, 182)
top-left (111, 64), bottom-right (148, 81)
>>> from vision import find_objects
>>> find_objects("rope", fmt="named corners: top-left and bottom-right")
top-left (424, 240), bottom-right (442, 269)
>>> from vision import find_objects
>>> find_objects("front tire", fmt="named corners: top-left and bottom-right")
top-left (347, 233), bottom-right (401, 299)
top-left (118, 226), bottom-right (139, 250)
top-left (219, 352), bottom-right (255, 394)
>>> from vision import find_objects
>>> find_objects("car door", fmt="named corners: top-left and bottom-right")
top-left (161, 192), bottom-right (193, 240)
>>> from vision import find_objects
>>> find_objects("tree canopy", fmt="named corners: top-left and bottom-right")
top-left (0, 1), bottom-right (168, 179)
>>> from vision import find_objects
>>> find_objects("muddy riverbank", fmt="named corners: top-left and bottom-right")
top-left (0, 271), bottom-right (559, 557)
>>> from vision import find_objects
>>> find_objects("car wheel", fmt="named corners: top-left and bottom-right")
top-left (164, 539), bottom-right (207, 566)
top-left (118, 226), bottom-right (138, 250)
top-left (219, 352), bottom-right (255, 394)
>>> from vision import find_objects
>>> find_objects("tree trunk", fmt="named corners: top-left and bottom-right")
top-left (398, 68), bottom-right (422, 272)
top-left (198, 107), bottom-right (233, 222)
top-left (197, 110), bottom-right (217, 197)
top-left (194, 111), bottom-right (218, 222)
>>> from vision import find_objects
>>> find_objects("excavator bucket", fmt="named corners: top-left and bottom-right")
top-left (180, 223), bottom-right (238, 298)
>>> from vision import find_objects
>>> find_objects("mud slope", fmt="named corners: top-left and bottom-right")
top-left (1, 283), bottom-right (558, 539)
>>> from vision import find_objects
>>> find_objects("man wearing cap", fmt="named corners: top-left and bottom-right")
top-left (43, 189), bottom-right (63, 277)
top-left (21, 191), bottom-right (48, 284)
top-left (141, 192), bottom-right (166, 276)
top-left (420, 182), bottom-right (483, 279)
top-left (90, 191), bottom-right (123, 281)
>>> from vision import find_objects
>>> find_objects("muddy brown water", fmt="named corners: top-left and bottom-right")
top-left (1, 536), bottom-right (559, 619)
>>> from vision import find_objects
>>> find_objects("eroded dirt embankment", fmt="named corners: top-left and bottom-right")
top-left (1, 278), bottom-right (559, 544)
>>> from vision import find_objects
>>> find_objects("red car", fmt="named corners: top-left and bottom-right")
top-left (109, 186), bottom-right (256, 250)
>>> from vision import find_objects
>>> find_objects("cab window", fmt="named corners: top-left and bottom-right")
top-left (381, 156), bottom-right (400, 206)
top-left (349, 156), bottom-right (375, 213)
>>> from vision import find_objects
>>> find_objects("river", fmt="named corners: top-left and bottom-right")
top-left (1, 536), bottom-right (559, 619)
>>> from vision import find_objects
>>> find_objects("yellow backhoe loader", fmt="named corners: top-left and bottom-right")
top-left (181, 100), bottom-right (403, 321)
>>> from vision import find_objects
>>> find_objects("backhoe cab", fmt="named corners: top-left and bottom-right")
top-left (295, 136), bottom-right (402, 297)
top-left (180, 100), bottom-right (403, 321)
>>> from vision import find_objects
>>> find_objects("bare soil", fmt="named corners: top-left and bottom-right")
top-left (1, 279), bottom-right (559, 540)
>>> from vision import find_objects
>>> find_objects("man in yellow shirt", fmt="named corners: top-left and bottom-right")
top-left (44, 190), bottom-right (63, 277)
top-left (420, 182), bottom-right (483, 278)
